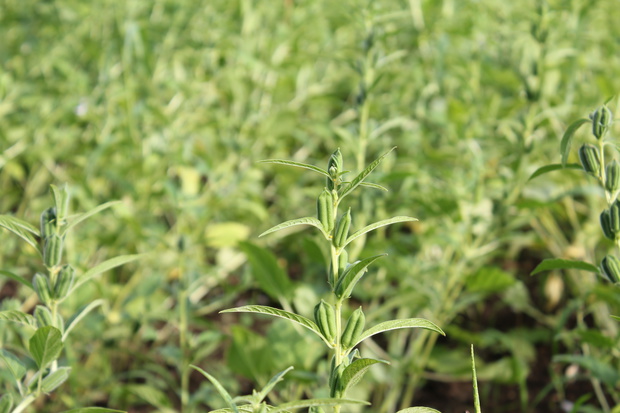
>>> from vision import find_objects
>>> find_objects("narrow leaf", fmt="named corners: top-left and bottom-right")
top-left (335, 254), bottom-right (386, 300)
top-left (63, 299), bottom-right (104, 341)
top-left (560, 118), bottom-right (589, 166)
top-left (239, 242), bottom-right (292, 301)
top-left (471, 345), bottom-right (481, 413)
top-left (221, 305), bottom-right (323, 339)
top-left (62, 409), bottom-right (126, 413)
top-left (271, 398), bottom-right (370, 412)
top-left (257, 366), bottom-right (294, 402)
top-left (395, 408), bottom-right (442, 413)
top-left (259, 217), bottom-right (327, 238)
top-left (527, 163), bottom-right (583, 181)
top-left (339, 147), bottom-right (396, 199)
top-left (0, 349), bottom-right (27, 381)
top-left (29, 326), bottom-right (63, 369)
top-left (344, 216), bottom-right (417, 248)
top-left (358, 182), bottom-right (389, 191)
top-left (71, 254), bottom-right (142, 292)
top-left (530, 258), bottom-right (600, 275)
top-left (0, 215), bottom-right (40, 252)
top-left (611, 315), bottom-right (620, 322)
top-left (63, 201), bottom-right (122, 234)
top-left (355, 318), bottom-right (445, 348)
top-left (340, 358), bottom-right (389, 393)
top-left (41, 366), bottom-right (71, 393)
top-left (0, 269), bottom-right (33, 290)
top-left (259, 159), bottom-right (330, 178)
top-left (191, 365), bottom-right (240, 413)
top-left (0, 310), bottom-right (37, 328)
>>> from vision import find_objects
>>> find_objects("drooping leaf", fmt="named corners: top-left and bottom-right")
top-left (0, 349), bottom-right (27, 381)
top-left (0, 269), bottom-right (34, 290)
top-left (0, 215), bottom-right (40, 252)
top-left (527, 163), bottom-right (582, 181)
top-left (41, 366), bottom-right (71, 393)
top-left (259, 217), bottom-right (327, 238)
top-left (355, 318), bottom-right (445, 348)
top-left (29, 326), bottom-right (64, 369)
top-left (257, 366), bottom-right (294, 402)
top-left (62, 408), bottom-right (126, 413)
top-left (71, 254), bottom-right (142, 292)
top-left (259, 159), bottom-right (330, 178)
top-left (239, 242), bottom-right (292, 301)
top-left (395, 408), bottom-right (442, 413)
top-left (191, 365), bottom-right (240, 413)
top-left (0, 310), bottom-right (37, 328)
top-left (339, 147), bottom-right (395, 200)
top-left (340, 358), bottom-right (389, 393)
top-left (63, 299), bottom-right (104, 341)
top-left (530, 258), bottom-right (600, 275)
top-left (271, 398), bottom-right (370, 412)
top-left (560, 118), bottom-right (589, 166)
top-left (344, 216), bottom-right (417, 248)
top-left (335, 255), bottom-right (386, 299)
top-left (63, 201), bottom-right (122, 234)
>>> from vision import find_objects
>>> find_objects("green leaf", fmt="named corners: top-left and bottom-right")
top-left (0, 394), bottom-right (14, 413)
top-left (61, 409), bottom-right (126, 413)
top-left (191, 365), bottom-right (240, 413)
top-left (63, 299), bottom-right (104, 341)
top-left (239, 242), bottom-right (292, 301)
top-left (221, 305), bottom-right (323, 341)
top-left (29, 326), bottom-right (64, 369)
top-left (530, 258), bottom-right (600, 275)
top-left (355, 318), bottom-right (445, 348)
top-left (335, 254), bottom-right (386, 299)
top-left (0, 310), bottom-right (37, 328)
top-left (258, 217), bottom-right (327, 238)
top-left (344, 216), bottom-right (417, 248)
top-left (359, 182), bottom-right (389, 191)
top-left (0, 269), bottom-right (34, 290)
top-left (259, 159), bottom-right (330, 178)
top-left (0, 349), bottom-right (27, 381)
top-left (339, 147), bottom-right (396, 200)
top-left (395, 408), bottom-right (442, 413)
top-left (0, 214), bottom-right (40, 252)
top-left (257, 366), bottom-right (294, 403)
top-left (553, 354), bottom-right (620, 386)
top-left (41, 366), bottom-right (71, 393)
top-left (340, 358), bottom-right (389, 393)
top-left (611, 315), bottom-right (620, 322)
top-left (63, 200), bottom-right (122, 234)
top-left (271, 398), bottom-right (370, 412)
top-left (560, 118), bottom-right (589, 166)
top-left (71, 254), bottom-right (142, 292)
top-left (527, 163), bottom-right (583, 181)
top-left (471, 345), bottom-right (481, 413)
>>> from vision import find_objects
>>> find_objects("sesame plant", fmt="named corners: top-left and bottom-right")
top-left (0, 185), bottom-right (139, 413)
top-left (193, 149), bottom-right (445, 413)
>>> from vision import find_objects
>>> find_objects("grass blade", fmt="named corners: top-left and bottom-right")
top-left (471, 345), bottom-right (481, 413)
top-left (191, 365), bottom-right (240, 413)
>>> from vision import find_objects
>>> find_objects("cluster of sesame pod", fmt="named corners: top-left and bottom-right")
top-left (601, 255), bottom-right (620, 284)
top-left (590, 105), bottom-right (613, 140)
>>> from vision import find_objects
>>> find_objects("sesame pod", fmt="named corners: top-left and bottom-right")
top-left (34, 305), bottom-right (54, 328)
top-left (44, 234), bottom-right (63, 268)
top-left (601, 209), bottom-right (616, 240)
top-left (329, 361), bottom-right (347, 398)
top-left (333, 208), bottom-right (351, 248)
top-left (54, 264), bottom-right (75, 300)
top-left (317, 189), bottom-right (335, 233)
top-left (314, 300), bottom-right (337, 343)
top-left (606, 160), bottom-right (620, 193)
top-left (578, 144), bottom-right (600, 176)
top-left (0, 394), bottom-right (13, 413)
top-left (611, 201), bottom-right (620, 234)
top-left (40, 207), bottom-right (57, 240)
top-left (590, 106), bottom-right (613, 140)
top-left (33, 273), bottom-right (52, 306)
top-left (340, 307), bottom-right (365, 350)
top-left (601, 255), bottom-right (620, 283)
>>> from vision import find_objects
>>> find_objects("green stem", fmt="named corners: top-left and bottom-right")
top-left (12, 394), bottom-right (36, 413)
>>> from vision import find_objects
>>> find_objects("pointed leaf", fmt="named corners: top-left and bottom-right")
top-left (29, 326), bottom-right (64, 369)
top-left (0, 215), bottom-right (40, 252)
top-left (471, 345), bottom-right (481, 413)
top-left (335, 254), bottom-right (386, 299)
top-left (339, 147), bottom-right (395, 199)
top-left (191, 365), bottom-right (240, 413)
top-left (344, 217), bottom-right (417, 248)
top-left (354, 318), bottom-right (444, 348)
top-left (271, 398), bottom-right (370, 412)
top-left (0, 310), bottom-right (37, 328)
top-left (63, 201), bottom-right (122, 234)
top-left (340, 358), bottom-right (389, 393)
top-left (71, 254), bottom-right (142, 292)
top-left (239, 242), bottom-right (292, 301)
top-left (62, 409), bottom-right (126, 413)
top-left (259, 217), bottom-right (327, 238)
top-left (257, 366), bottom-right (294, 402)
top-left (358, 182), bottom-right (389, 191)
top-left (0, 269), bottom-right (33, 290)
top-left (63, 299), bottom-right (104, 341)
top-left (259, 159), bottom-right (330, 178)
top-left (0, 349), bottom-right (27, 380)
top-left (530, 258), bottom-right (600, 275)
top-left (221, 305), bottom-right (324, 340)
top-left (527, 163), bottom-right (583, 181)
top-left (41, 366), bottom-right (71, 393)
top-left (560, 118), bottom-right (589, 166)
top-left (396, 408), bottom-right (442, 413)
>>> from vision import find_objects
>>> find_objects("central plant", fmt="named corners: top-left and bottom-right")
top-left (195, 148), bottom-right (445, 413)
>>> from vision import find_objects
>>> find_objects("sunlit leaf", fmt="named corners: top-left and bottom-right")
top-left (335, 254), bottom-right (386, 300)
top-left (340, 358), bottom-right (388, 393)
top-left (259, 217), bottom-right (327, 238)
top-left (355, 318), bottom-right (445, 347)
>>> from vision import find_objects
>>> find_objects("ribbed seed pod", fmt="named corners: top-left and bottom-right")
top-left (317, 189), bottom-right (335, 233)
top-left (0, 394), bottom-right (13, 413)
top-left (333, 209), bottom-right (352, 249)
top-left (601, 209), bottom-right (615, 240)
top-left (329, 361), bottom-right (348, 398)
top-left (578, 144), bottom-right (601, 176)
top-left (44, 234), bottom-right (63, 268)
top-left (341, 307), bottom-right (365, 349)
top-left (34, 305), bottom-right (54, 328)
top-left (314, 300), bottom-right (337, 343)
top-left (54, 265), bottom-right (75, 300)
top-left (40, 207), bottom-right (57, 240)
top-left (611, 201), bottom-right (620, 234)
top-left (606, 160), bottom-right (620, 193)
top-left (601, 255), bottom-right (620, 283)
top-left (590, 106), bottom-right (613, 140)
top-left (33, 273), bottom-right (52, 306)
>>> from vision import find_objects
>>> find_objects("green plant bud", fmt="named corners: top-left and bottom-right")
top-left (606, 160), bottom-right (620, 193)
top-left (601, 209), bottom-right (616, 240)
top-left (314, 300), bottom-right (337, 343)
top-left (601, 255), bottom-right (620, 283)
top-left (341, 307), bottom-right (365, 350)
top-left (34, 305), bottom-right (54, 328)
top-left (333, 208), bottom-right (352, 249)
top-left (578, 144), bottom-right (600, 176)
top-left (590, 105), bottom-right (613, 140)
top-left (54, 264), bottom-right (75, 300)
top-left (317, 189), bottom-right (335, 233)
top-left (326, 149), bottom-right (343, 189)
top-left (44, 234), bottom-right (63, 268)
top-left (0, 393), bottom-right (13, 413)
top-left (40, 207), bottom-right (57, 240)
top-left (33, 273), bottom-right (52, 306)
